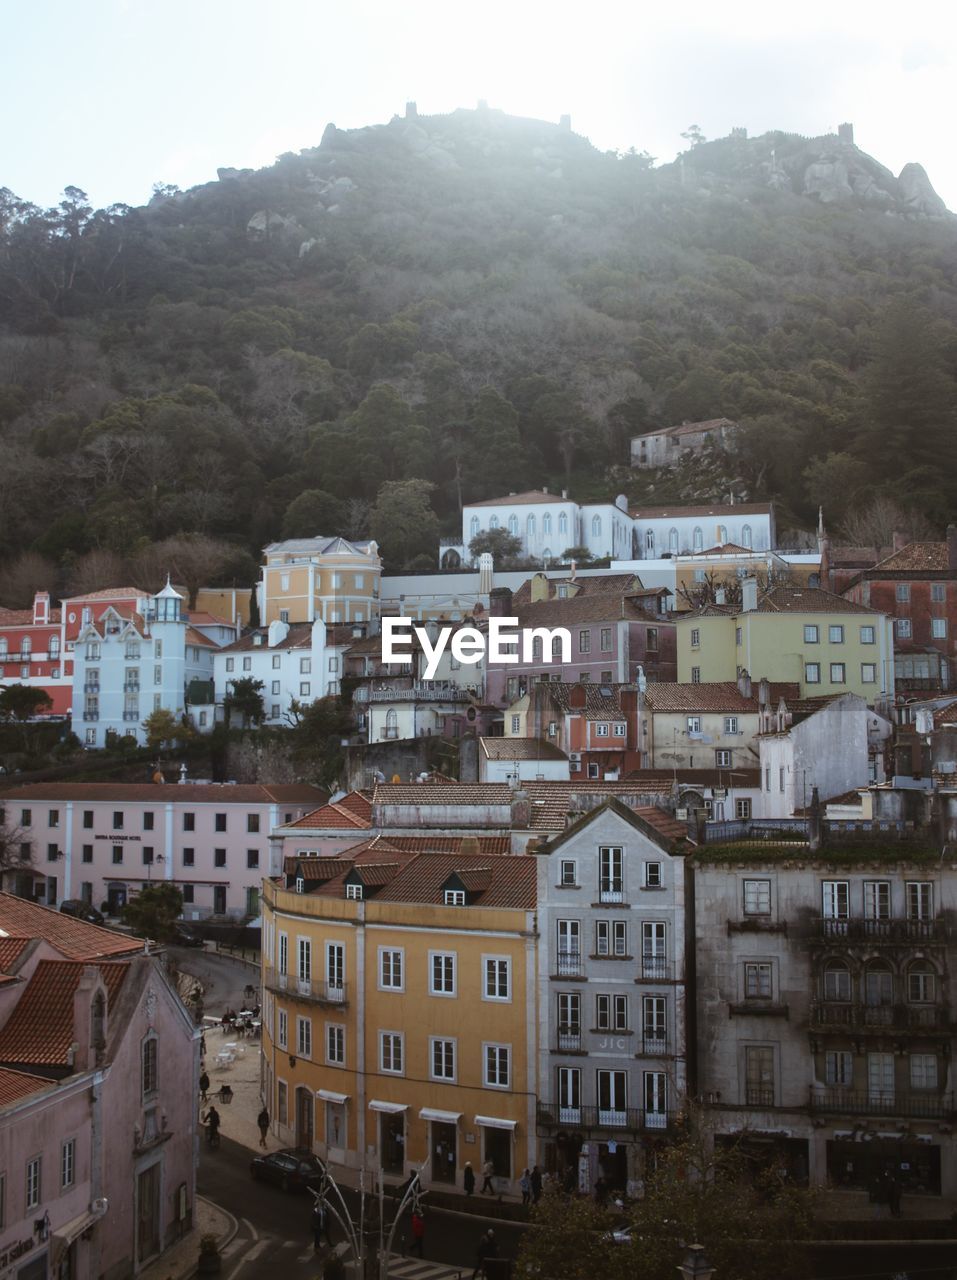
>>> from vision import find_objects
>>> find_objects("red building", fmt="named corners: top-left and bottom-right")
top-left (523, 680), bottom-right (642, 780)
top-left (842, 532), bottom-right (957, 695)
top-left (0, 593), bottom-right (70, 714)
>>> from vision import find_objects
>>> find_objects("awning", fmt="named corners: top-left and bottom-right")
top-left (317, 1090), bottom-right (349, 1104)
top-left (52, 1208), bottom-right (101, 1267)
top-left (369, 1099), bottom-right (408, 1114)
top-left (419, 1107), bottom-right (462, 1124)
top-left (474, 1115), bottom-right (517, 1131)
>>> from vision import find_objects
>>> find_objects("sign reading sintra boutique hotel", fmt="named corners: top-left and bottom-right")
top-left (382, 617), bottom-right (572, 680)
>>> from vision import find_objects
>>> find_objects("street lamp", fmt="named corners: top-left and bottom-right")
top-left (677, 1243), bottom-right (715, 1280)
top-left (310, 1162), bottom-right (427, 1280)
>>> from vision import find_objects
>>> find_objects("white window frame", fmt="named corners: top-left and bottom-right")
top-left (805, 662), bottom-right (820, 684)
top-left (25, 1156), bottom-right (41, 1210)
top-left (483, 956), bottom-right (511, 1002)
top-left (860, 625), bottom-right (875, 644)
top-left (825, 1050), bottom-right (853, 1086)
top-left (559, 859), bottom-right (578, 886)
top-left (296, 1015), bottom-right (312, 1058)
top-left (744, 962), bottom-right (772, 999)
top-left (326, 1023), bottom-right (345, 1065)
top-left (380, 1030), bottom-right (404, 1075)
top-left (379, 947), bottom-right (404, 992)
top-left (278, 1008), bottom-right (288, 1049)
top-left (61, 1138), bottom-right (76, 1189)
top-left (430, 1036), bottom-right (456, 1082)
top-left (483, 1042), bottom-right (511, 1089)
top-left (429, 951), bottom-right (456, 997)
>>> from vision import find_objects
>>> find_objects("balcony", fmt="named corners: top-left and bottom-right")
top-left (123, 711), bottom-right (140, 722)
top-left (639, 1035), bottom-right (669, 1056)
top-left (83, 710), bottom-right (99, 722)
top-left (536, 1101), bottom-right (675, 1134)
top-left (361, 684), bottom-right (473, 703)
top-left (639, 956), bottom-right (672, 981)
top-left (263, 967), bottom-right (348, 1007)
top-left (552, 951), bottom-right (584, 980)
top-left (123, 682), bottom-right (140, 693)
top-left (83, 682), bottom-right (99, 693)
top-left (745, 1086), bottom-right (775, 1107)
top-left (809, 1088), bottom-right (954, 1120)
top-left (598, 887), bottom-right (624, 905)
top-left (556, 1028), bottom-right (583, 1052)
top-left (809, 1002), bottom-right (951, 1034)
top-left (810, 917), bottom-right (945, 945)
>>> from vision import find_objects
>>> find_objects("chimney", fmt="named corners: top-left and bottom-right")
top-left (737, 669), bottom-right (752, 699)
top-left (478, 552), bottom-right (494, 594)
top-left (33, 591), bottom-right (50, 625)
top-left (808, 786), bottom-right (822, 852)
top-left (460, 836), bottom-right (479, 856)
top-left (488, 587), bottom-right (513, 618)
top-left (758, 676), bottom-right (770, 708)
top-left (947, 525), bottom-right (957, 574)
top-left (892, 530), bottom-right (908, 552)
top-left (72, 966), bottom-right (106, 1072)
top-left (741, 577), bottom-right (758, 612)
top-left (510, 788), bottom-right (530, 831)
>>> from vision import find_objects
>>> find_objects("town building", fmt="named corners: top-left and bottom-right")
top-left (478, 737), bottom-right (570, 784)
top-left (676, 582), bottom-right (895, 703)
top-left (0, 781), bottom-right (325, 917)
top-left (0, 893), bottom-right (197, 1280)
top-left (508, 682), bottom-right (641, 781)
top-left (671, 544), bottom-right (818, 612)
top-left (260, 846), bottom-right (537, 1191)
top-left (214, 618), bottom-right (353, 726)
top-left (630, 417), bottom-right (738, 469)
top-left (630, 502), bottom-right (775, 559)
top-left (693, 847), bottom-right (957, 1197)
top-left (259, 537), bottom-right (381, 626)
top-left (528, 800), bottom-right (690, 1193)
top-left (0, 593), bottom-right (69, 715)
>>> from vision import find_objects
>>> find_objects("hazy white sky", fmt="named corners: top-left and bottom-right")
top-left (4, 0), bottom-right (955, 211)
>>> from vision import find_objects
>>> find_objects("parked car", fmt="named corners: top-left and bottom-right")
top-left (250, 1149), bottom-right (325, 1193)
top-left (60, 900), bottom-right (104, 925)
top-left (171, 924), bottom-right (204, 948)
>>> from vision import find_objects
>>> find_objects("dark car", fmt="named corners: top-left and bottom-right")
top-left (170, 924), bottom-right (204, 948)
top-left (60, 900), bottom-right (104, 925)
top-left (250, 1149), bottom-right (325, 1193)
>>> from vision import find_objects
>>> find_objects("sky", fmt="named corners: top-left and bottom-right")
top-left (3, 0), bottom-right (956, 212)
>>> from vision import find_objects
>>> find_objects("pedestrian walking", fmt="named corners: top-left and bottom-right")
top-left (463, 1161), bottom-right (475, 1197)
top-left (312, 1199), bottom-right (333, 1250)
top-left (888, 1173), bottom-right (903, 1219)
top-left (519, 1168), bottom-right (531, 1207)
top-left (199, 1070), bottom-right (210, 1102)
top-left (481, 1158), bottom-right (495, 1195)
top-left (408, 1209), bottom-right (426, 1258)
top-left (530, 1165), bottom-right (543, 1205)
top-left (257, 1106), bottom-right (270, 1148)
top-left (472, 1228), bottom-right (498, 1279)
top-left (204, 1105), bottom-right (221, 1147)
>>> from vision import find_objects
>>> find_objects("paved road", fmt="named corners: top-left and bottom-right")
top-left (168, 946), bottom-right (258, 1017)
top-left (199, 1135), bottom-right (527, 1280)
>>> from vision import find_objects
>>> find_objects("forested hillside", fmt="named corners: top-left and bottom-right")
top-left (2, 105), bottom-right (957, 596)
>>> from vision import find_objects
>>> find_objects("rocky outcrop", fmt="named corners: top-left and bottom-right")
top-left (898, 163), bottom-right (948, 217)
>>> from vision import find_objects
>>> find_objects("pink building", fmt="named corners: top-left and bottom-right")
top-left (0, 894), bottom-right (197, 1280)
top-left (0, 594), bottom-right (69, 716)
top-left (0, 782), bottom-right (326, 919)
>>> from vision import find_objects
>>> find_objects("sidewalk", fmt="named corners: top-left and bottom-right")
top-left (139, 1196), bottom-right (237, 1280)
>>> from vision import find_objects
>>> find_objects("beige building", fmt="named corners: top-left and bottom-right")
top-left (260, 537), bottom-right (381, 626)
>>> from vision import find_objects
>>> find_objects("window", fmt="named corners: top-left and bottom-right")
top-left (824, 961), bottom-right (852, 1002)
top-left (430, 952), bottom-right (456, 995)
top-left (82, 844), bottom-right (93, 863)
top-left (560, 859), bottom-right (578, 886)
top-left (142, 846), bottom-right (154, 867)
top-left (932, 618), bottom-right (948, 639)
top-left (20, 809), bottom-right (32, 827)
top-left (579, 630), bottom-right (591, 654)
top-left (112, 811), bottom-right (124, 830)
top-left (326, 1024), bottom-right (345, 1065)
top-left (443, 889), bottom-right (465, 906)
top-left (692, 527), bottom-right (703, 552)
top-left (182, 847), bottom-right (195, 867)
top-left (246, 849), bottom-right (259, 869)
top-left (825, 1051), bottom-right (853, 1086)
top-left (861, 663), bottom-right (876, 683)
top-left (823, 880), bottom-right (849, 920)
top-left (828, 625), bottom-right (844, 643)
top-left (296, 1017), bottom-right (312, 1058)
top-left (691, 628), bottom-right (700, 648)
top-left (510, 714), bottom-right (521, 734)
top-left (300, 682), bottom-right (311, 697)
top-left (225, 658), bottom-right (235, 672)
top-left (182, 885), bottom-right (194, 904)
top-left (804, 625), bottom-right (819, 644)
top-left (595, 723), bottom-right (610, 737)
top-left (430, 1037), bottom-right (456, 1081)
top-left (896, 583), bottom-right (911, 602)
top-left (724, 716), bottom-right (739, 734)
top-left (613, 721), bottom-right (626, 737)
top-left (112, 846), bottom-right (123, 864)
top-left (26, 1156), bottom-right (41, 1210)
top-left (300, 657), bottom-right (311, 674)
top-left (744, 879), bottom-right (771, 915)
top-left (906, 881), bottom-right (933, 920)
top-left (380, 1031), bottom-right (403, 1074)
top-left (745, 1045), bottom-right (774, 1106)
top-left (508, 514), bottom-right (519, 535)
top-left (214, 812), bottom-right (227, 832)
top-left (484, 957), bottom-right (510, 1001)
top-left (599, 847), bottom-right (623, 902)
top-left (896, 618), bottom-right (912, 639)
top-left (600, 627), bottom-right (613, 652)
top-left (183, 812), bottom-right (195, 832)
top-left (908, 962), bottom-right (936, 1004)
top-left (142, 1035), bottom-right (158, 1096)
top-left (863, 880), bottom-right (890, 919)
top-left (932, 583), bottom-right (947, 602)
top-left (910, 1054), bottom-right (938, 1090)
top-left (214, 848), bottom-right (226, 868)
top-left (247, 814), bottom-right (260, 834)
top-left (860, 625), bottom-right (875, 644)
top-left (279, 609), bottom-right (290, 624)
top-left (745, 962), bottom-right (772, 999)
top-left (687, 716), bottom-right (701, 733)
top-left (596, 994), bottom-right (629, 1031)
top-left (380, 948), bottom-right (403, 990)
top-left (735, 798), bottom-right (752, 819)
top-left (242, 657), bottom-right (252, 672)
top-left (715, 749), bottom-right (731, 767)
top-left (805, 662), bottom-right (820, 684)
top-left (596, 919), bottom-right (627, 957)
top-left (643, 861), bottom-right (662, 889)
top-left (46, 842), bottom-right (58, 862)
top-left (61, 1138), bottom-right (76, 1189)
top-left (345, 883), bottom-right (362, 900)
top-left (277, 1009), bottom-right (288, 1049)
top-left (484, 1044), bottom-right (510, 1088)
top-left (543, 513), bottom-right (552, 535)
top-left (735, 626), bottom-right (742, 646)
top-left (829, 663), bottom-right (846, 683)
top-left (277, 1079), bottom-right (288, 1126)
top-left (558, 512), bottom-right (568, 535)
top-left (47, 809), bottom-right (60, 829)
top-left (598, 1069), bottom-right (627, 1122)
top-left (272, 655), bottom-right (281, 669)
top-left (691, 666), bottom-right (701, 684)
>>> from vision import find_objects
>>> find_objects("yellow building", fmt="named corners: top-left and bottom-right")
top-left (260, 843), bottom-right (538, 1192)
top-left (672, 546), bottom-right (820, 611)
top-left (676, 581), bottom-right (894, 701)
top-left (260, 536), bottom-right (382, 626)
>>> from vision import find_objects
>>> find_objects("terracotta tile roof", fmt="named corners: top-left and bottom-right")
top-left (534, 796), bottom-right (690, 848)
top-left (689, 542), bottom-right (754, 556)
top-left (62, 587), bottom-right (143, 602)
top-left (0, 1066), bottom-right (52, 1107)
top-left (933, 700), bottom-right (957, 728)
top-left (219, 624), bottom-right (314, 654)
top-left (374, 834), bottom-right (512, 855)
top-left (828, 546), bottom-right (884, 567)
top-left (186, 611), bottom-right (233, 626)
top-left (481, 737), bottom-right (567, 761)
top-left (0, 960), bottom-right (130, 1067)
top-left (509, 574), bottom-right (664, 605)
top-left (263, 536), bottom-right (377, 556)
top-left (0, 610), bottom-right (62, 626)
top-left (372, 783), bottom-right (514, 806)
top-left (468, 490), bottom-right (568, 507)
top-left (859, 542), bottom-right (950, 575)
top-left (658, 417), bottom-right (737, 438)
top-left (185, 626), bottom-right (217, 649)
top-left (0, 938), bottom-right (31, 973)
top-left (378, 852), bottom-right (536, 908)
top-left (521, 781), bottom-right (672, 831)
top-left (280, 792), bottom-right (373, 831)
top-left (633, 806), bottom-right (692, 842)
top-left (631, 502), bottom-right (772, 519)
top-left (287, 857), bottom-right (351, 881)
top-left (351, 862), bottom-right (400, 887)
top-left (625, 767), bottom-right (761, 788)
top-left (0, 893), bottom-right (142, 960)
top-left (644, 681), bottom-right (799, 713)
top-left (0, 783), bottom-right (326, 806)
top-left (757, 586), bottom-right (877, 615)
top-left (534, 683), bottom-right (632, 720)
top-left (515, 595), bottom-right (661, 627)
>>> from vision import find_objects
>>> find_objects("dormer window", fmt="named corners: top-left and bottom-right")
top-left (345, 884), bottom-right (363, 900)
top-left (295, 876), bottom-right (305, 894)
top-left (444, 890), bottom-right (466, 906)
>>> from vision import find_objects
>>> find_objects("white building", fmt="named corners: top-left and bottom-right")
top-left (630, 502), bottom-right (774, 559)
top-left (71, 584), bottom-right (219, 748)
top-left (630, 417), bottom-right (737, 469)
top-left (214, 619), bottom-right (351, 725)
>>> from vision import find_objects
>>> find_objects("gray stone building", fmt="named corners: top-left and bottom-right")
top-left (529, 800), bottom-right (690, 1193)
top-left (694, 852), bottom-right (957, 1198)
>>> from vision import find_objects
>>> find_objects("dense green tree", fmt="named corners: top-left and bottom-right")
top-left (281, 489), bottom-right (347, 538)
top-left (468, 528), bottom-right (523, 565)
top-left (123, 883), bottom-right (184, 941)
top-left (223, 677), bottom-right (265, 728)
top-left (369, 479), bottom-right (439, 571)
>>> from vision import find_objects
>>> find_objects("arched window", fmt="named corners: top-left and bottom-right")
top-left (692, 527), bottom-right (703, 552)
top-left (645, 529), bottom-right (655, 554)
top-left (864, 962), bottom-right (893, 1007)
top-left (527, 514), bottom-right (536, 537)
top-left (386, 709), bottom-right (398, 735)
top-left (542, 513), bottom-right (552, 535)
top-left (489, 516), bottom-right (499, 530)
top-left (49, 637), bottom-right (59, 658)
top-left (742, 524), bottom-right (752, 549)
top-left (717, 525), bottom-right (727, 544)
top-left (508, 515), bottom-right (519, 535)
top-left (908, 961), bottom-right (936, 1004)
top-left (823, 961), bottom-right (851, 1002)
top-left (558, 513), bottom-right (568, 535)
top-left (542, 548), bottom-right (552, 562)
top-left (669, 528), bottom-right (679, 554)
top-left (469, 516), bottom-right (480, 539)
top-left (20, 637), bottom-right (31, 655)
top-left (591, 515), bottom-right (602, 538)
